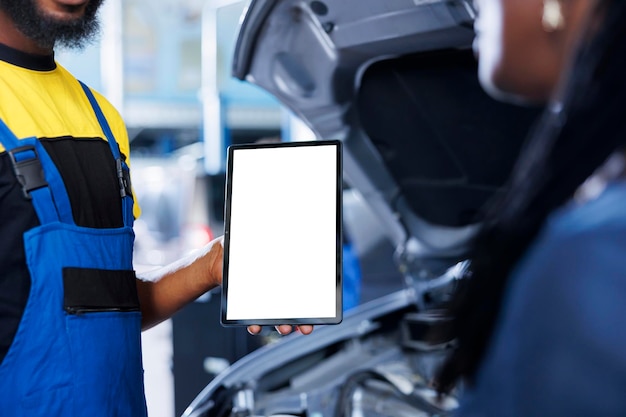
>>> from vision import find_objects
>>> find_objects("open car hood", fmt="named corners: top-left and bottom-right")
top-left (180, 3), bottom-right (544, 416)
top-left (232, 0), bottom-right (540, 276)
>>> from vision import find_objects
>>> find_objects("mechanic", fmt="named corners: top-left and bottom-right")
top-left (434, 0), bottom-right (626, 415)
top-left (0, 1), bottom-right (310, 416)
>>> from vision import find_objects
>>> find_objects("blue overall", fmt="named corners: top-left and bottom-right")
top-left (0, 83), bottom-right (148, 416)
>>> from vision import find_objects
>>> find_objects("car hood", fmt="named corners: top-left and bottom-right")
top-left (232, 0), bottom-right (541, 275)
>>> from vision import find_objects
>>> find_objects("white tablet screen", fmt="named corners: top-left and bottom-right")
top-left (221, 140), bottom-right (342, 326)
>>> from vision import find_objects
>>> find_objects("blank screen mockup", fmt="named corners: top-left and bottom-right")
top-left (221, 140), bottom-right (342, 326)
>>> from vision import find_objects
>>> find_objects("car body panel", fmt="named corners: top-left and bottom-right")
top-left (232, 0), bottom-right (540, 272)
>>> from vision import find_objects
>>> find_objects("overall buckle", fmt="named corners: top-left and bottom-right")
top-left (8, 145), bottom-right (48, 200)
top-left (116, 158), bottom-right (133, 198)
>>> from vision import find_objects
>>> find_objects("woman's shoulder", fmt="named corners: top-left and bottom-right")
top-left (545, 180), bottom-right (626, 241)
top-left (510, 181), bottom-right (626, 296)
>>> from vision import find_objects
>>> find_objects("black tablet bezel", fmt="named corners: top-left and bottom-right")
top-left (220, 139), bottom-right (343, 326)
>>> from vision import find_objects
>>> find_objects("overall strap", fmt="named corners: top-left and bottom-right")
top-left (79, 81), bottom-right (134, 227)
top-left (0, 120), bottom-right (72, 224)
top-left (0, 118), bottom-right (19, 149)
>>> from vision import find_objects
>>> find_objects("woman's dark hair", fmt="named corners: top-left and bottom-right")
top-left (435, 0), bottom-right (626, 393)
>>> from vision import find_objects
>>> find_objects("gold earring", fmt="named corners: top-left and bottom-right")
top-left (542, 0), bottom-right (565, 32)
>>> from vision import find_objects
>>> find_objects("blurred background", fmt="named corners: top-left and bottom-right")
top-left (56, 1), bottom-right (404, 416)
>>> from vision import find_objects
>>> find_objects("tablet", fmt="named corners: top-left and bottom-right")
top-left (221, 140), bottom-right (343, 326)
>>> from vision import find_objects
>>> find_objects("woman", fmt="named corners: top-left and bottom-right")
top-left (435, 0), bottom-right (626, 415)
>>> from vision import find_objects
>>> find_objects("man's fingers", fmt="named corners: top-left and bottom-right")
top-left (276, 324), bottom-right (293, 335)
top-left (297, 325), bottom-right (314, 335)
top-left (248, 324), bottom-right (315, 335)
top-left (247, 325), bottom-right (262, 335)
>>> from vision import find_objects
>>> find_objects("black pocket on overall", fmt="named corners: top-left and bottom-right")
top-left (63, 268), bottom-right (140, 314)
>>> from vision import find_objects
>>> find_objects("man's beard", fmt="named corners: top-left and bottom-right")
top-left (0, 0), bottom-right (104, 51)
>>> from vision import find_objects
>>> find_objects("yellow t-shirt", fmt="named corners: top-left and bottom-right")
top-left (0, 57), bottom-right (140, 219)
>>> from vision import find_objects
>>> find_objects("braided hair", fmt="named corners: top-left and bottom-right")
top-left (435, 0), bottom-right (626, 393)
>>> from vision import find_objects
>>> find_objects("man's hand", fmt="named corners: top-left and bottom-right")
top-left (137, 236), bottom-right (224, 330)
top-left (247, 325), bottom-right (314, 335)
